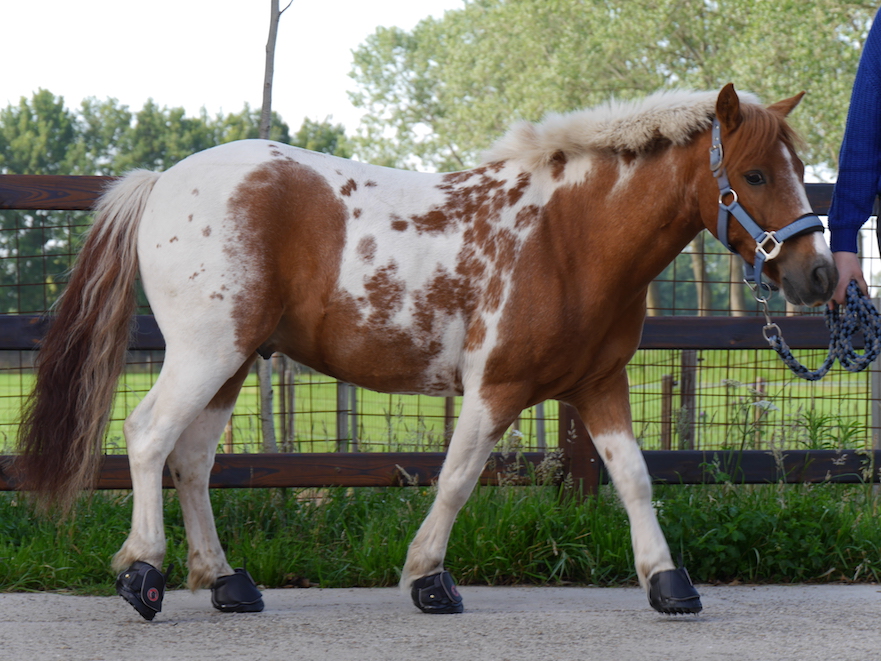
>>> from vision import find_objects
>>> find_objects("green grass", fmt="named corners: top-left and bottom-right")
top-left (3, 478), bottom-right (881, 594)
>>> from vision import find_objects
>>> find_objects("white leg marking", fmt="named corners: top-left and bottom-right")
top-left (400, 393), bottom-right (508, 590)
top-left (167, 406), bottom-right (237, 589)
top-left (590, 430), bottom-right (674, 589)
top-left (112, 352), bottom-right (247, 575)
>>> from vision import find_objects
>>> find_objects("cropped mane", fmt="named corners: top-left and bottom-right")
top-left (482, 89), bottom-right (761, 170)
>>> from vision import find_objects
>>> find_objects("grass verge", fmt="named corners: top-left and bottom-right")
top-left (1, 481), bottom-right (880, 595)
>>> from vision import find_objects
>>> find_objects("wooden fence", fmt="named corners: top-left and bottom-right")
top-left (0, 175), bottom-right (877, 491)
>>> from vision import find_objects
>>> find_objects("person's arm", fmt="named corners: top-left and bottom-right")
top-left (828, 16), bottom-right (881, 303)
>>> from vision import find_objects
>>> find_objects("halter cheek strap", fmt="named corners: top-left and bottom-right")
top-left (710, 118), bottom-right (824, 297)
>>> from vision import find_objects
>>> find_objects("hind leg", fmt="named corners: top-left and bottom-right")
top-left (112, 349), bottom-right (253, 619)
top-left (166, 356), bottom-right (263, 612)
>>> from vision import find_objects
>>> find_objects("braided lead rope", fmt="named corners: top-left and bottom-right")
top-left (764, 281), bottom-right (881, 381)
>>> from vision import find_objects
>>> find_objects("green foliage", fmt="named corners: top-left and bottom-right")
top-left (350, 0), bottom-right (876, 172)
top-left (659, 482), bottom-right (881, 584)
top-left (0, 90), bottom-right (347, 314)
top-left (3, 481), bottom-right (881, 594)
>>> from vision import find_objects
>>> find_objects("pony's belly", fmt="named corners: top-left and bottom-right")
top-left (307, 298), bottom-right (467, 397)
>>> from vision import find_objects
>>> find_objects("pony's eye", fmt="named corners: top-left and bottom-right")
top-left (744, 171), bottom-right (766, 186)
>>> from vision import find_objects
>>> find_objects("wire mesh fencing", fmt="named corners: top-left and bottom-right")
top-left (1, 201), bottom-right (879, 455)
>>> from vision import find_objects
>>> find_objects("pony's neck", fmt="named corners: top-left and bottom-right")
top-left (544, 141), bottom-right (710, 300)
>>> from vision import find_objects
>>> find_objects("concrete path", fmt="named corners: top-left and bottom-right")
top-left (2, 584), bottom-right (880, 660)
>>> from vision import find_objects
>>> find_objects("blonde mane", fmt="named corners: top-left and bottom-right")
top-left (481, 89), bottom-right (761, 170)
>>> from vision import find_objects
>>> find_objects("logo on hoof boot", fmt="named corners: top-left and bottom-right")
top-left (115, 561), bottom-right (168, 621)
top-left (648, 567), bottom-right (703, 615)
top-left (411, 571), bottom-right (464, 614)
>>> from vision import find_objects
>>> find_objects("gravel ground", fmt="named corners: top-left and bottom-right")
top-left (2, 584), bottom-right (880, 661)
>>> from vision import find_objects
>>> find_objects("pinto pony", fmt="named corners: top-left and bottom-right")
top-left (17, 84), bottom-right (835, 619)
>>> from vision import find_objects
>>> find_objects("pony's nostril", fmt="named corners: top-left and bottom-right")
top-left (813, 263), bottom-right (837, 296)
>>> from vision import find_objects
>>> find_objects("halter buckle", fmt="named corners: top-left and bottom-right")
top-left (709, 143), bottom-right (724, 173)
top-left (756, 231), bottom-right (783, 261)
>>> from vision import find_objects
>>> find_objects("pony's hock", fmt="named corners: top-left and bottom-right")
top-left (211, 567), bottom-right (265, 613)
top-left (411, 571), bottom-right (464, 614)
top-left (116, 561), bottom-right (168, 621)
top-left (648, 567), bottom-right (703, 615)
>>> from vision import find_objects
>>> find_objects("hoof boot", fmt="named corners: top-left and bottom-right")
top-left (411, 571), bottom-right (464, 614)
top-left (649, 566), bottom-right (702, 614)
top-left (116, 561), bottom-right (168, 621)
top-left (211, 568), bottom-right (264, 613)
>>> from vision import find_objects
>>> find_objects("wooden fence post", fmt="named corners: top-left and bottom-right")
top-left (336, 382), bottom-right (351, 453)
top-left (444, 396), bottom-right (456, 449)
top-left (680, 350), bottom-right (697, 450)
top-left (558, 402), bottom-right (601, 496)
top-left (660, 374), bottom-right (674, 451)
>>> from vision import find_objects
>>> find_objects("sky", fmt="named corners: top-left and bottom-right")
top-left (1, 0), bottom-right (465, 131)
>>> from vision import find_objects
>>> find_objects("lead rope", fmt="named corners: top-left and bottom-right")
top-left (757, 280), bottom-right (881, 381)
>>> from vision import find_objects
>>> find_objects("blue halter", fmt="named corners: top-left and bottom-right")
top-left (709, 118), bottom-right (824, 299)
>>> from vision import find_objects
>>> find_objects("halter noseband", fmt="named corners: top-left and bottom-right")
top-left (710, 118), bottom-right (824, 299)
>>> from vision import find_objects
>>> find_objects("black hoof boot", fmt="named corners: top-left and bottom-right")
top-left (411, 571), bottom-right (464, 614)
top-left (211, 568), bottom-right (264, 613)
top-left (116, 561), bottom-right (168, 621)
top-left (648, 566), bottom-right (702, 614)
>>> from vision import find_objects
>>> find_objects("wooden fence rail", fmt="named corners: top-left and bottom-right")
top-left (2, 175), bottom-right (871, 492)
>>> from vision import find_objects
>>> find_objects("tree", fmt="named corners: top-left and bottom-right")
top-left (350, 0), bottom-right (876, 172)
top-left (0, 89), bottom-right (310, 313)
top-left (291, 117), bottom-right (351, 157)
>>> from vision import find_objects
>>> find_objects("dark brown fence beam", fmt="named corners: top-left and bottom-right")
top-left (643, 449), bottom-right (878, 485)
top-left (0, 177), bottom-right (836, 214)
top-left (0, 452), bottom-right (548, 491)
top-left (0, 315), bottom-right (164, 351)
top-left (2, 449), bottom-right (875, 491)
top-left (0, 175), bottom-right (114, 211)
top-left (0, 314), bottom-right (837, 352)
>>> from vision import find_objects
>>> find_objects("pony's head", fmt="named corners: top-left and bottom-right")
top-left (703, 84), bottom-right (836, 307)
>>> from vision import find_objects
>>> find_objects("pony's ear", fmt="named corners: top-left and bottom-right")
top-left (716, 83), bottom-right (742, 131)
top-left (767, 91), bottom-right (805, 117)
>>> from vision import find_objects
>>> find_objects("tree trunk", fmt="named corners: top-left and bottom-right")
top-left (689, 232), bottom-right (710, 316)
top-left (728, 253), bottom-right (748, 316)
top-left (255, 0), bottom-right (291, 453)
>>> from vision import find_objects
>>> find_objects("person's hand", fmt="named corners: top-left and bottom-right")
top-left (831, 251), bottom-right (868, 306)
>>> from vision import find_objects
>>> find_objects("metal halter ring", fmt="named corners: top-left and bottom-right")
top-left (718, 188), bottom-right (737, 207)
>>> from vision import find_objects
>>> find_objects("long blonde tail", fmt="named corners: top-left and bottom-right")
top-left (16, 170), bottom-right (160, 509)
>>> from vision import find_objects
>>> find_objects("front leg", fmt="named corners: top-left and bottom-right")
top-left (401, 389), bottom-right (519, 613)
top-left (571, 370), bottom-right (701, 614)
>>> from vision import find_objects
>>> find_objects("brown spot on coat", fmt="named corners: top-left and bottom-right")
top-left (340, 179), bottom-right (357, 196)
top-left (169, 236), bottom-right (179, 243)
top-left (363, 262), bottom-right (405, 326)
top-left (353, 208), bottom-right (362, 219)
top-left (357, 236), bottom-right (377, 263)
top-left (391, 218), bottom-right (408, 232)
top-left (550, 151), bottom-right (567, 181)
top-left (224, 160), bottom-right (349, 358)
top-left (202, 226), bottom-right (212, 237)
top-left (604, 448), bottom-right (613, 462)
top-left (465, 317), bottom-right (486, 351)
